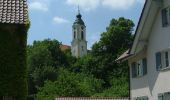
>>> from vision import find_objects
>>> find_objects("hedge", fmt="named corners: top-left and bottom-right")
top-left (0, 23), bottom-right (29, 100)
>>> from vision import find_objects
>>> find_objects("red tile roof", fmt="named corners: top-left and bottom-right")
top-left (55, 97), bottom-right (129, 100)
top-left (60, 45), bottom-right (71, 51)
top-left (0, 0), bottom-right (28, 24)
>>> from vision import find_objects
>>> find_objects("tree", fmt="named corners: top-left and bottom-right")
top-left (92, 17), bottom-right (134, 56)
top-left (27, 17), bottom-right (135, 98)
top-left (36, 68), bottom-right (103, 100)
top-left (27, 39), bottom-right (68, 98)
top-left (27, 39), bottom-right (67, 71)
top-left (93, 77), bottom-right (129, 97)
top-left (91, 17), bottom-right (133, 83)
top-left (72, 17), bottom-right (134, 89)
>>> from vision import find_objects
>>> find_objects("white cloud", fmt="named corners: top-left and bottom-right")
top-left (137, 0), bottom-right (145, 4)
top-left (29, 1), bottom-right (48, 12)
top-left (66, 0), bottom-right (100, 11)
top-left (28, 0), bottom-right (54, 12)
top-left (53, 16), bottom-right (69, 24)
top-left (101, 0), bottom-right (144, 10)
top-left (65, 0), bottom-right (145, 11)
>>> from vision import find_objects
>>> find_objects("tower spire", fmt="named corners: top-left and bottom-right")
top-left (78, 4), bottom-right (80, 14)
top-left (77, 0), bottom-right (80, 14)
top-left (76, 3), bottom-right (82, 19)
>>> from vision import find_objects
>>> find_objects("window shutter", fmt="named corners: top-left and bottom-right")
top-left (142, 58), bottom-right (147, 75)
top-left (132, 97), bottom-right (136, 100)
top-left (131, 62), bottom-right (137, 78)
top-left (162, 8), bottom-right (168, 27)
top-left (158, 94), bottom-right (164, 100)
top-left (165, 51), bottom-right (169, 67)
top-left (156, 52), bottom-right (162, 71)
top-left (143, 96), bottom-right (148, 100)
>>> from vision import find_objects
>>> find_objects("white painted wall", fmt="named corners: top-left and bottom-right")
top-left (129, 0), bottom-right (170, 99)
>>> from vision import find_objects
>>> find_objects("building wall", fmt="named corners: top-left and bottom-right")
top-left (129, 0), bottom-right (170, 99)
top-left (147, 0), bottom-right (170, 99)
top-left (129, 50), bottom-right (150, 99)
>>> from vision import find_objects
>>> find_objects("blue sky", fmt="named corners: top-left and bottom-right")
top-left (27, 0), bottom-right (145, 49)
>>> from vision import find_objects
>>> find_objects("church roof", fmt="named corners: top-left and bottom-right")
top-left (0, 0), bottom-right (28, 24)
top-left (73, 13), bottom-right (85, 26)
top-left (60, 44), bottom-right (71, 51)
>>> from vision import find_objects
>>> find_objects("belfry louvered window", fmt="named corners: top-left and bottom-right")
top-left (81, 31), bottom-right (84, 40)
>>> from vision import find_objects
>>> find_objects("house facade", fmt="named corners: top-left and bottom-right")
top-left (117, 0), bottom-right (170, 100)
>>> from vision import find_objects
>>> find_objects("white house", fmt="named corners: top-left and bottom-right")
top-left (117, 0), bottom-right (170, 100)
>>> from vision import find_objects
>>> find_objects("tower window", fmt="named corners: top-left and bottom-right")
top-left (82, 46), bottom-right (84, 51)
top-left (74, 31), bottom-right (76, 39)
top-left (81, 26), bottom-right (84, 30)
top-left (81, 31), bottom-right (84, 40)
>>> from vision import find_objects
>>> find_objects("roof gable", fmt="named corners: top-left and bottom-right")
top-left (0, 0), bottom-right (28, 24)
top-left (130, 0), bottom-right (163, 54)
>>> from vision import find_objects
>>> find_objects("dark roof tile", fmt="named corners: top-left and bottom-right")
top-left (0, 0), bottom-right (28, 24)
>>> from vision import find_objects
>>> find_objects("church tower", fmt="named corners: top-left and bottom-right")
top-left (71, 9), bottom-right (87, 58)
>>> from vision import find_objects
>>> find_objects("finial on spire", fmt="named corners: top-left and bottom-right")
top-left (76, 0), bottom-right (82, 19)
top-left (78, 4), bottom-right (80, 14)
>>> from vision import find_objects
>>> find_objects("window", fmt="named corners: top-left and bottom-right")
top-left (131, 58), bottom-right (147, 78)
top-left (82, 46), bottom-right (84, 51)
top-left (133, 96), bottom-right (148, 100)
top-left (158, 92), bottom-right (170, 100)
top-left (81, 31), bottom-right (84, 40)
top-left (74, 31), bottom-right (76, 39)
top-left (156, 50), bottom-right (170, 71)
top-left (158, 94), bottom-right (163, 100)
top-left (165, 52), bottom-right (169, 67)
top-left (81, 26), bottom-right (84, 30)
top-left (137, 60), bottom-right (143, 76)
top-left (162, 7), bottom-right (170, 27)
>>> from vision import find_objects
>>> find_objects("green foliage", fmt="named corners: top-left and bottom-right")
top-left (71, 17), bottom-right (134, 95)
top-left (0, 24), bottom-right (29, 100)
top-left (93, 76), bottom-right (129, 97)
top-left (28, 17), bottom-right (134, 99)
top-left (31, 66), bottom-right (58, 88)
top-left (27, 39), bottom-right (66, 70)
top-left (92, 17), bottom-right (134, 56)
top-left (91, 17), bottom-right (133, 86)
top-left (27, 39), bottom-right (69, 97)
top-left (36, 68), bottom-right (103, 100)
top-left (63, 49), bottom-right (77, 67)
